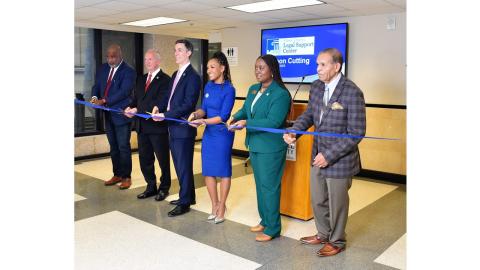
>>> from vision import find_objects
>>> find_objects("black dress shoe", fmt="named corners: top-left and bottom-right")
top-left (137, 190), bottom-right (157, 199)
top-left (168, 205), bottom-right (190, 217)
top-left (169, 199), bottom-right (196, 205)
top-left (155, 190), bottom-right (169, 201)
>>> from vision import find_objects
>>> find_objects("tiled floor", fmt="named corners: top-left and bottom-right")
top-left (75, 143), bottom-right (406, 270)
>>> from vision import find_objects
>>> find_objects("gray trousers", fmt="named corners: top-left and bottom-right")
top-left (310, 166), bottom-right (352, 248)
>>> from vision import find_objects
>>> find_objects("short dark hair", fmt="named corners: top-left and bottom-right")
top-left (175, 39), bottom-right (194, 57)
top-left (210, 51), bottom-right (232, 82)
top-left (319, 48), bottom-right (344, 72)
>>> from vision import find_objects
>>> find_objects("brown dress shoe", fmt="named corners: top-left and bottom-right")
top-left (105, 176), bottom-right (122, 186)
top-left (250, 224), bottom-right (265, 232)
top-left (119, 177), bottom-right (132, 189)
top-left (316, 242), bottom-right (345, 257)
top-left (300, 235), bottom-right (328, 245)
top-left (255, 233), bottom-right (273, 242)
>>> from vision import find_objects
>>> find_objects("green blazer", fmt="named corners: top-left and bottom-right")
top-left (233, 81), bottom-right (291, 153)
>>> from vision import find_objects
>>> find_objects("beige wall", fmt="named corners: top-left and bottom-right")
top-left (75, 132), bottom-right (138, 158)
top-left (222, 12), bottom-right (406, 106)
top-left (231, 100), bottom-right (406, 174)
top-left (143, 33), bottom-right (182, 76)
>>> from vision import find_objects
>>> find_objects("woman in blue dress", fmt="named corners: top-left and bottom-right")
top-left (188, 51), bottom-right (235, 224)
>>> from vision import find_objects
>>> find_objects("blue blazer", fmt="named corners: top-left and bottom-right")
top-left (161, 64), bottom-right (201, 138)
top-left (91, 61), bottom-right (136, 126)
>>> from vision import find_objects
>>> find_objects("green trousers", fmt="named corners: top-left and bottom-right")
top-left (249, 149), bottom-right (287, 237)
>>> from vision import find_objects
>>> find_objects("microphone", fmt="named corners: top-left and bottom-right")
top-left (292, 76), bottom-right (305, 102)
top-left (286, 76), bottom-right (305, 127)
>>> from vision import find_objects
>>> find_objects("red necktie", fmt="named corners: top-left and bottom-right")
top-left (145, 73), bottom-right (152, 92)
top-left (103, 67), bottom-right (115, 100)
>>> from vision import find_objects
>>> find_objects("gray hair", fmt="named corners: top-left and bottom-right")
top-left (319, 48), bottom-right (343, 72)
top-left (145, 48), bottom-right (161, 61)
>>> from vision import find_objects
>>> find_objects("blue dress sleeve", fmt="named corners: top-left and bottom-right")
top-left (219, 84), bottom-right (236, 122)
top-left (201, 83), bottom-right (209, 114)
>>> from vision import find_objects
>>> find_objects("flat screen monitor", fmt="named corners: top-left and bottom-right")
top-left (261, 23), bottom-right (348, 84)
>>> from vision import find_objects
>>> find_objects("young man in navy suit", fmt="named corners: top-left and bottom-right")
top-left (152, 40), bottom-right (201, 217)
top-left (124, 49), bottom-right (172, 201)
top-left (91, 44), bottom-right (136, 189)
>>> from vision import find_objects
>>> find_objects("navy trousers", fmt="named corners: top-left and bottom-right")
top-left (105, 121), bottom-right (132, 178)
top-left (169, 136), bottom-right (195, 206)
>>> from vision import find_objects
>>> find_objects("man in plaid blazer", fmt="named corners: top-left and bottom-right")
top-left (284, 48), bottom-right (366, 257)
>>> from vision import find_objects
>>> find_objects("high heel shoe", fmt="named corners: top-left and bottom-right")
top-left (255, 233), bottom-right (273, 242)
top-left (214, 205), bottom-right (227, 224)
top-left (250, 224), bottom-right (265, 232)
top-left (207, 203), bottom-right (219, 221)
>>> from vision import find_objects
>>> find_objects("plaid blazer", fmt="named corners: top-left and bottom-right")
top-left (291, 74), bottom-right (366, 178)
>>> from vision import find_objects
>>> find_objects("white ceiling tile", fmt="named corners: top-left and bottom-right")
top-left (357, 5), bottom-right (405, 15)
top-left (160, 1), bottom-right (218, 13)
top-left (117, 7), bottom-right (181, 17)
top-left (196, 7), bottom-right (248, 17)
top-left (326, 10), bottom-right (364, 18)
top-left (76, 6), bottom-right (123, 17)
top-left (171, 12), bottom-right (213, 21)
top-left (384, 0), bottom-right (406, 8)
top-left (75, 0), bottom-right (111, 8)
top-left (76, 13), bottom-right (101, 20)
top-left (294, 4), bottom-right (346, 15)
top-left (229, 13), bottom-right (283, 24)
top-left (90, 16), bottom-right (128, 24)
top-left (255, 9), bottom-right (313, 19)
top-left (334, 0), bottom-right (394, 10)
top-left (75, 0), bottom-right (407, 37)
top-left (118, 0), bottom-right (180, 6)
top-left (89, 1), bottom-right (147, 12)
top-left (191, 0), bottom-right (258, 8)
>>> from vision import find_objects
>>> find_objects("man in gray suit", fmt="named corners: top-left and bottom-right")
top-left (284, 48), bottom-right (366, 257)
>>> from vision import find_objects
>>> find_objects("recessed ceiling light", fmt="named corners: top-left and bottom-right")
top-left (121, 17), bottom-right (186, 27)
top-left (226, 0), bottom-right (325, 13)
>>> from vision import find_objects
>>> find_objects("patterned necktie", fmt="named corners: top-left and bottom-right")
top-left (323, 86), bottom-right (330, 108)
top-left (320, 86), bottom-right (329, 122)
top-left (103, 67), bottom-right (114, 100)
top-left (145, 73), bottom-right (152, 92)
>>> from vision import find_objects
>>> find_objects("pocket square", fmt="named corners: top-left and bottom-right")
top-left (331, 102), bottom-right (344, 110)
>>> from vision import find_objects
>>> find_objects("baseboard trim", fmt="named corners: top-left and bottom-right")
top-left (75, 149), bottom-right (406, 185)
top-left (75, 149), bottom-right (138, 161)
top-left (232, 149), bottom-right (249, 158)
top-left (230, 150), bottom-right (406, 184)
top-left (356, 169), bottom-right (406, 184)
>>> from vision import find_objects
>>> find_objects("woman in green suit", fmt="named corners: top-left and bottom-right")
top-left (228, 54), bottom-right (291, 242)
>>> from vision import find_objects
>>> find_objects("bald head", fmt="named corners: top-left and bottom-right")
top-left (144, 49), bottom-right (161, 73)
top-left (106, 44), bottom-right (123, 67)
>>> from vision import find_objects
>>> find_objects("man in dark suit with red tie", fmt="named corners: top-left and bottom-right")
top-left (124, 49), bottom-right (172, 201)
top-left (152, 39), bottom-right (201, 217)
top-left (91, 44), bottom-right (136, 189)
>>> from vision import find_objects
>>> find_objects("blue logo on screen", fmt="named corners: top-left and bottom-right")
top-left (266, 39), bottom-right (280, 54)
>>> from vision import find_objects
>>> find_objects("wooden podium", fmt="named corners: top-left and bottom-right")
top-left (280, 103), bottom-right (314, 220)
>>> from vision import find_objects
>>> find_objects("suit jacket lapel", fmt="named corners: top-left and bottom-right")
top-left (111, 61), bottom-right (124, 82)
top-left (143, 71), bottom-right (164, 99)
top-left (251, 82), bottom-right (275, 117)
top-left (170, 65), bottom-right (190, 101)
top-left (321, 75), bottom-right (345, 123)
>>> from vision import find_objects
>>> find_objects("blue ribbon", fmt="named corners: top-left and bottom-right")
top-left (75, 99), bottom-right (399, 141)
